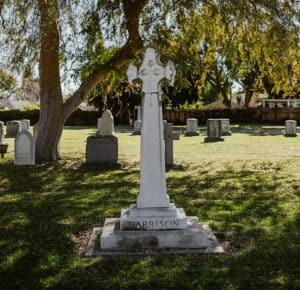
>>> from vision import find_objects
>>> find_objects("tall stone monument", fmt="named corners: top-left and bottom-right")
top-left (92, 48), bottom-right (223, 253)
top-left (185, 118), bottom-right (200, 136)
top-left (132, 105), bottom-right (142, 135)
top-left (86, 110), bottom-right (119, 168)
top-left (284, 120), bottom-right (297, 137)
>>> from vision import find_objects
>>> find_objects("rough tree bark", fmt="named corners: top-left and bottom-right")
top-left (36, 0), bottom-right (148, 163)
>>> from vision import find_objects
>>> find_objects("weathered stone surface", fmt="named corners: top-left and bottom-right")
top-left (96, 110), bottom-right (115, 136)
top-left (132, 106), bottom-right (142, 135)
top-left (284, 120), bottom-right (297, 137)
top-left (120, 204), bottom-right (187, 230)
top-left (220, 119), bottom-right (232, 136)
top-left (20, 119), bottom-right (30, 131)
top-left (0, 121), bottom-right (5, 143)
top-left (127, 47), bottom-right (175, 209)
top-left (185, 118), bottom-right (199, 136)
top-left (6, 121), bottom-right (21, 138)
top-left (204, 119), bottom-right (224, 142)
top-left (86, 135), bottom-right (118, 166)
top-left (33, 122), bottom-right (39, 140)
top-left (100, 217), bottom-right (224, 251)
top-left (14, 130), bottom-right (35, 165)
top-left (164, 122), bottom-right (180, 167)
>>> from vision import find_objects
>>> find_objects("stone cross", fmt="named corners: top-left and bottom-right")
top-left (127, 47), bottom-right (176, 208)
top-left (98, 110), bottom-right (114, 136)
top-left (164, 122), bottom-right (179, 167)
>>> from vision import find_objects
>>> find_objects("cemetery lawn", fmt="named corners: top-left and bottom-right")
top-left (0, 124), bottom-right (299, 290)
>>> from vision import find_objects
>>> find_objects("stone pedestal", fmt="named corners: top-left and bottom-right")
top-left (220, 119), bottom-right (232, 136)
top-left (6, 121), bottom-right (21, 138)
top-left (284, 120), bottom-right (297, 137)
top-left (100, 217), bottom-right (222, 251)
top-left (86, 135), bottom-right (119, 168)
top-left (185, 118), bottom-right (199, 136)
top-left (204, 119), bottom-right (224, 142)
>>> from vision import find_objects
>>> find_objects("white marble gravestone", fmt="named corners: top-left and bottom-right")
top-left (14, 128), bottom-right (35, 165)
top-left (204, 119), bottom-right (224, 142)
top-left (99, 110), bottom-right (115, 136)
top-left (284, 120), bottom-right (297, 137)
top-left (96, 48), bottom-right (223, 253)
top-left (6, 121), bottom-right (21, 138)
top-left (220, 119), bottom-right (232, 136)
top-left (185, 118), bottom-right (199, 136)
top-left (20, 119), bottom-right (30, 131)
top-left (132, 105), bottom-right (142, 135)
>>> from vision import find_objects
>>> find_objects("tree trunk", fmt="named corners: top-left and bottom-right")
top-left (35, 0), bottom-right (148, 163)
top-left (244, 87), bottom-right (254, 107)
top-left (36, 0), bottom-right (63, 162)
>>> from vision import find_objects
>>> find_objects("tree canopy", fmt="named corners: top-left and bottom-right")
top-left (0, 0), bottom-right (299, 162)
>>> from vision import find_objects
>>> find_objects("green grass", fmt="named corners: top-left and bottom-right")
top-left (0, 124), bottom-right (299, 290)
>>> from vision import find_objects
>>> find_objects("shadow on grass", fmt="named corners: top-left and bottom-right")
top-left (0, 162), bottom-right (299, 289)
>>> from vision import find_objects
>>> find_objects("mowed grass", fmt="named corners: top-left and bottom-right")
top-left (0, 124), bottom-right (299, 290)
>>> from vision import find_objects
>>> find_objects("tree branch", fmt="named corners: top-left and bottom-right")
top-left (63, 0), bottom-right (149, 121)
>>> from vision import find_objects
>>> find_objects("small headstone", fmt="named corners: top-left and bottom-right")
top-left (132, 106), bottom-right (142, 135)
top-left (14, 129), bottom-right (35, 165)
top-left (204, 119), bottom-right (224, 142)
top-left (5, 121), bottom-right (21, 138)
top-left (164, 122), bottom-right (180, 168)
top-left (86, 135), bottom-right (119, 167)
top-left (220, 119), bottom-right (232, 136)
top-left (86, 110), bottom-right (119, 168)
top-left (96, 110), bottom-right (115, 136)
top-left (284, 120), bottom-right (297, 137)
top-left (20, 119), bottom-right (30, 131)
top-left (185, 118), bottom-right (199, 136)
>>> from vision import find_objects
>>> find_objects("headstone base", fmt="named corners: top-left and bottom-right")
top-left (204, 136), bottom-right (225, 142)
top-left (120, 203), bottom-right (187, 230)
top-left (132, 120), bottom-right (142, 135)
top-left (184, 131), bottom-right (200, 136)
top-left (284, 133), bottom-right (297, 137)
top-left (88, 217), bottom-right (223, 253)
